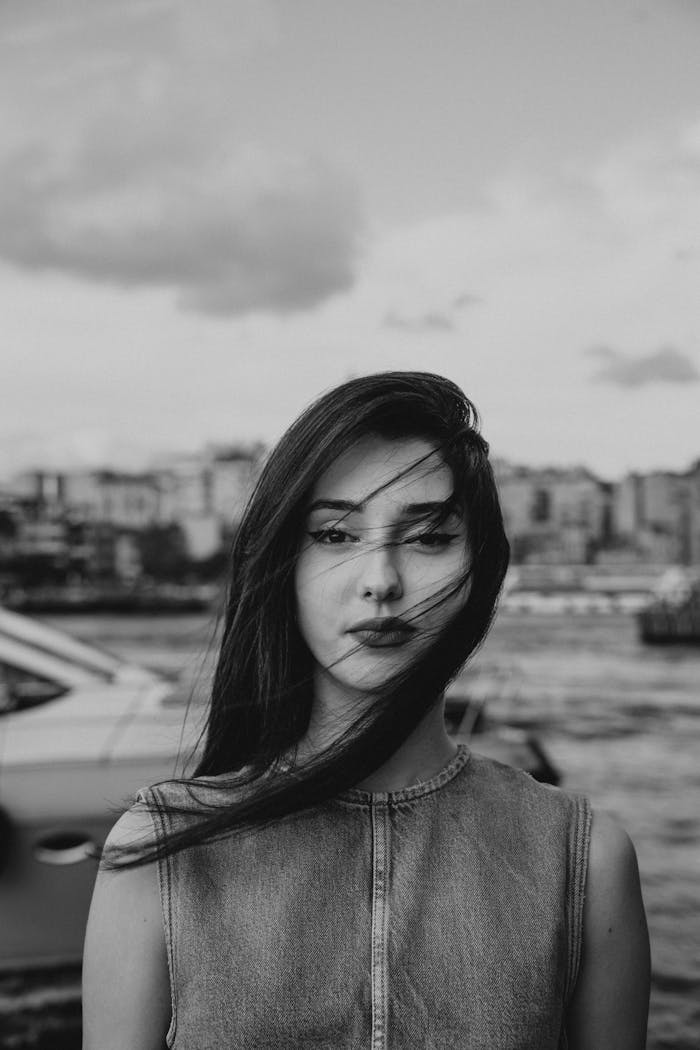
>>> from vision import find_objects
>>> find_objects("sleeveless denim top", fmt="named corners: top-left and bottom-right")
top-left (134, 746), bottom-right (591, 1050)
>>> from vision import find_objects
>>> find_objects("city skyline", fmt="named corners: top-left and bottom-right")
top-left (2, 440), bottom-right (700, 488)
top-left (4, 435), bottom-right (699, 574)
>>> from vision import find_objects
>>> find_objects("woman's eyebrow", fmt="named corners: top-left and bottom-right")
top-left (306, 497), bottom-right (458, 516)
top-left (402, 499), bottom-right (459, 517)
top-left (307, 498), bottom-right (363, 514)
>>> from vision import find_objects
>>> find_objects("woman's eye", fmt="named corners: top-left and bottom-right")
top-left (405, 532), bottom-right (457, 548)
top-left (308, 528), bottom-right (355, 545)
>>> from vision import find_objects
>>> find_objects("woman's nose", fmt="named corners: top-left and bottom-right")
top-left (358, 542), bottom-right (403, 602)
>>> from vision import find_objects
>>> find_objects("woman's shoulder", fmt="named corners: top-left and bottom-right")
top-left (565, 808), bottom-right (650, 1047)
top-left (584, 809), bottom-right (645, 922)
top-left (454, 750), bottom-right (592, 865)
top-left (463, 749), bottom-right (587, 814)
top-left (134, 768), bottom-right (255, 809)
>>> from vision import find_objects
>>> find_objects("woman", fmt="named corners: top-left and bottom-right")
top-left (83, 372), bottom-right (650, 1049)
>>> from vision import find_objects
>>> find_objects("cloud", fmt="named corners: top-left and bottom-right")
top-left (382, 311), bottom-right (455, 333)
top-left (452, 292), bottom-right (483, 309)
top-left (674, 247), bottom-right (698, 262)
top-left (0, 144), bottom-right (363, 316)
top-left (585, 346), bottom-right (700, 387)
top-left (0, 1), bottom-right (364, 316)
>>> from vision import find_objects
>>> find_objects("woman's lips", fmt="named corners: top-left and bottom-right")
top-left (347, 619), bottom-right (416, 648)
top-left (351, 628), bottom-right (414, 648)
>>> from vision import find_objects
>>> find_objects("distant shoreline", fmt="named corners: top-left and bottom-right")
top-left (1, 582), bottom-right (219, 616)
top-left (2, 564), bottom-right (692, 617)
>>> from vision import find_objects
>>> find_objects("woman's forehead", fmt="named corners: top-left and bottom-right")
top-left (309, 436), bottom-right (453, 507)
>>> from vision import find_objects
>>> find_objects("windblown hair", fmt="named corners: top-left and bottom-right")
top-left (102, 371), bottom-right (510, 869)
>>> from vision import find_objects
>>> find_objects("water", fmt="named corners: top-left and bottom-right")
top-left (43, 610), bottom-right (700, 1049)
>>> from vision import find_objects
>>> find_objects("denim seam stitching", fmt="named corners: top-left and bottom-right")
top-left (564, 793), bottom-right (592, 1006)
top-left (150, 787), bottom-right (178, 1047)
top-left (335, 745), bottom-right (472, 807)
top-left (370, 802), bottom-right (389, 1050)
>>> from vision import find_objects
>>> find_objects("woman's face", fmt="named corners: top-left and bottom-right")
top-left (294, 435), bottom-right (471, 703)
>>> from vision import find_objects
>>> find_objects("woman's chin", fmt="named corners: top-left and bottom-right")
top-left (325, 651), bottom-right (413, 696)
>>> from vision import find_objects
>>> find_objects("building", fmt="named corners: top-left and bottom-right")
top-left (62, 471), bottom-right (160, 529)
top-left (209, 444), bottom-right (264, 527)
top-left (494, 463), bottom-right (609, 564)
top-left (682, 461), bottom-right (700, 566)
top-left (154, 454), bottom-right (212, 522)
top-left (151, 444), bottom-right (262, 559)
top-left (612, 470), bottom-right (693, 564)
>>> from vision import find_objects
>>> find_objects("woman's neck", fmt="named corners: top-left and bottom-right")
top-left (290, 684), bottom-right (458, 792)
top-left (353, 702), bottom-right (458, 792)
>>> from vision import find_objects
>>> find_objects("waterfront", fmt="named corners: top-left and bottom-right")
top-left (4, 608), bottom-right (699, 1048)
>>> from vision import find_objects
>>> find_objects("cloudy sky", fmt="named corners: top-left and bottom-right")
top-left (1, 0), bottom-right (699, 479)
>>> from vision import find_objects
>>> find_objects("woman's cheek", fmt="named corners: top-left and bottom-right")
top-left (415, 555), bottom-right (463, 596)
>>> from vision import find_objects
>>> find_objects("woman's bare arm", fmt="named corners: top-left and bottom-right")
top-left (566, 809), bottom-right (651, 1050)
top-left (82, 808), bottom-right (171, 1050)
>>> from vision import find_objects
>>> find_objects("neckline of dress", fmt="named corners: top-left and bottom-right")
top-left (335, 743), bottom-right (471, 805)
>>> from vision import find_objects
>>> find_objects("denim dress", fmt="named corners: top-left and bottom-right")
top-left (133, 745), bottom-right (590, 1049)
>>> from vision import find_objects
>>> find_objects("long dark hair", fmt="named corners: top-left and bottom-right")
top-left (102, 372), bottom-right (509, 868)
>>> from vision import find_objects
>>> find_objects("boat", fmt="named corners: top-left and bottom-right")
top-left (637, 570), bottom-right (700, 644)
